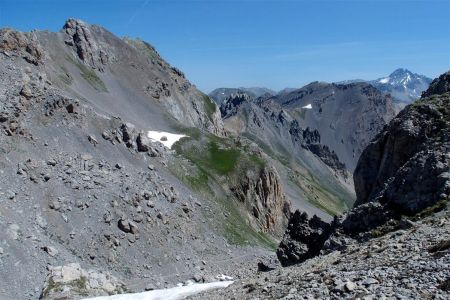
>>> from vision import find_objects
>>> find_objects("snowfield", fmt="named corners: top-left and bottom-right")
top-left (147, 131), bottom-right (187, 149)
top-left (302, 104), bottom-right (313, 109)
top-left (81, 281), bottom-right (234, 300)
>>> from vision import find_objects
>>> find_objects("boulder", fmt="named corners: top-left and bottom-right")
top-left (276, 211), bottom-right (332, 267)
top-left (40, 263), bottom-right (128, 299)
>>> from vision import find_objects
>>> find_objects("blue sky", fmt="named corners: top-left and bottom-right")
top-left (0, 0), bottom-right (449, 92)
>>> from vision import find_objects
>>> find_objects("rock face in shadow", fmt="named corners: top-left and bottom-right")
top-left (422, 71), bottom-right (450, 97)
top-left (231, 164), bottom-right (291, 236)
top-left (354, 72), bottom-right (450, 215)
top-left (276, 211), bottom-right (333, 266)
top-left (276, 71), bottom-right (450, 267)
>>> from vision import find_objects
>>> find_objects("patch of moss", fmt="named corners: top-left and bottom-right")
top-left (70, 276), bottom-right (88, 292)
top-left (202, 94), bottom-right (217, 121)
top-left (66, 55), bottom-right (108, 92)
top-left (206, 142), bottom-right (240, 175)
top-left (41, 278), bottom-right (59, 298)
top-left (412, 198), bottom-right (449, 220)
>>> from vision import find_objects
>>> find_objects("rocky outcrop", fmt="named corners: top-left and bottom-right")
top-left (0, 28), bottom-right (43, 65)
top-left (220, 92), bottom-right (252, 118)
top-left (422, 70), bottom-right (450, 97)
top-left (290, 122), bottom-right (347, 173)
top-left (354, 73), bottom-right (450, 215)
top-left (40, 263), bottom-right (128, 299)
top-left (63, 18), bottom-right (112, 70)
top-left (276, 71), bottom-right (450, 268)
top-left (276, 211), bottom-right (333, 266)
top-left (231, 164), bottom-right (290, 236)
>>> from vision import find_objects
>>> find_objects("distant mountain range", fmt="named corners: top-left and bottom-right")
top-left (209, 68), bottom-right (432, 105)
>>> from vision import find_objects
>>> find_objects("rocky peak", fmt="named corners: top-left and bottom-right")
top-left (62, 18), bottom-right (111, 70)
top-left (220, 92), bottom-right (252, 118)
top-left (370, 68), bottom-right (432, 103)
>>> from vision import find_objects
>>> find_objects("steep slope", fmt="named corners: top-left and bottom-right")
top-left (219, 93), bottom-right (355, 220)
top-left (195, 71), bottom-right (450, 300)
top-left (0, 20), bottom-right (290, 299)
top-left (354, 70), bottom-right (450, 214)
top-left (276, 71), bottom-right (449, 269)
top-left (0, 19), bottom-right (223, 135)
top-left (370, 68), bottom-right (432, 104)
top-left (270, 82), bottom-right (396, 171)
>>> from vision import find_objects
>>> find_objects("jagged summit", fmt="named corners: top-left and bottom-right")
top-left (370, 68), bottom-right (432, 103)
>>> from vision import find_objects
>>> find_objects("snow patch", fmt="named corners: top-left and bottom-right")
top-left (216, 274), bottom-right (234, 281)
top-left (379, 77), bottom-right (390, 84)
top-left (81, 281), bottom-right (234, 300)
top-left (302, 104), bottom-right (312, 109)
top-left (147, 131), bottom-right (187, 149)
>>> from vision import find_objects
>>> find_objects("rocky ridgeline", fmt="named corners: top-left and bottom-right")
top-left (221, 93), bottom-right (349, 178)
top-left (0, 28), bottom-right (44, 65)
top-left (193, 71), bottom-right (450, 299)
top-left (0, 19), bottom-right (300, 299)
top-left (277, 70), bottom-right (450, 266)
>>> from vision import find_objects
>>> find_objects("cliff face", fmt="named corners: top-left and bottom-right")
top-left (276, 71), bottom-right (450, 267)
top-left (231, 164), bottom-right (290, 236)
top-left (271, 82), bottom-right (397, 171)
top-left (354, 71), bottom-right (450, 215)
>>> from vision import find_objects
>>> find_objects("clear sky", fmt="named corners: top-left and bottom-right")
top-left (0, 0), bottom-right (449, 92)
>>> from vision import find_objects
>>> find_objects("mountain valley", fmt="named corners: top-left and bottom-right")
top-left (0, 18), bottom-right (448, 300)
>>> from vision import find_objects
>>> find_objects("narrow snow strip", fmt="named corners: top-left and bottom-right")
top-left (302, 104), bottom-right (312, 109)
top-left (379, 77), bottom-right (389, 84)
top-left (147, 131), bottom-right (187, 149)
top-left (82, 281), bottom-right (234, 300)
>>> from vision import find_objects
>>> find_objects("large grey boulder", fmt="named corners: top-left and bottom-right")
top-left (40, 263), bottom-right (128, 299)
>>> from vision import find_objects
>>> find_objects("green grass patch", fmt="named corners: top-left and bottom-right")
top-left (202, 94), bottom-right (217, 121)
top-left (66, 55), bottom-right (108, 92)
top-left (206, 142), bottom-right (240, 175)
top-left (170, 133), bottom-right (278, 249)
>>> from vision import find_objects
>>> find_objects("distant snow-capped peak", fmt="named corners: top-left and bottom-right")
top-left (371, 68), bottom-right (432, 103)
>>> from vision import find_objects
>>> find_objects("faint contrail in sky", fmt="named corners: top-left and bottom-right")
top-left (127, 0), bottom-right (150, 26)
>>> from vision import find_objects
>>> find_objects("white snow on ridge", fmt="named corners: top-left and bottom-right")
top-left (147, 131), bottom-right (187, 149)
top-left (379, 77), bottom-right (390, 84)
top-left (82, 281), bottom-right (234, 300)
top-left (302, 104), bottom-right (312, 109)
